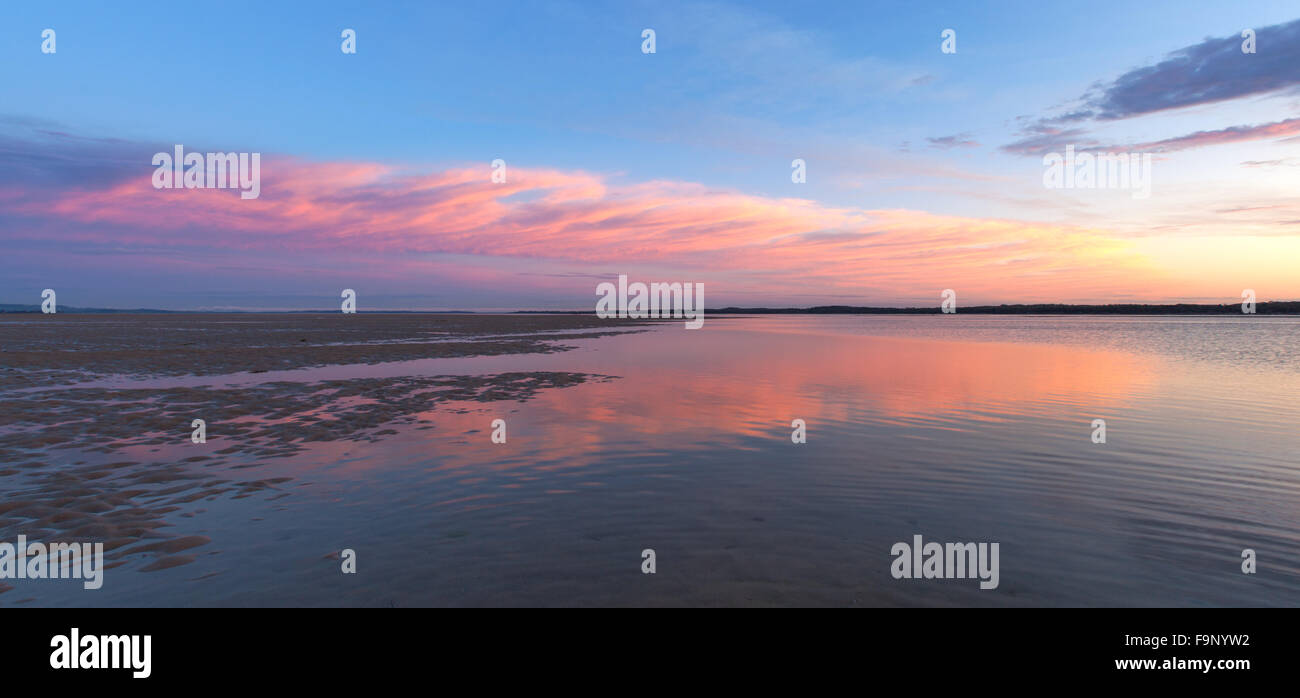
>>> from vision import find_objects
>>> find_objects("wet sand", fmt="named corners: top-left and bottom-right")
top-left (0, 313), bottom-right (641, 594)
top-left (1, 313), bottom-right (641, 387)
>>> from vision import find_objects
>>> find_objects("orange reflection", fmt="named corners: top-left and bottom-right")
top-left (390, 329), bottom-right (1163, 472)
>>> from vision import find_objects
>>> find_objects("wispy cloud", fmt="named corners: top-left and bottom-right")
top-left (1088, 19), bottom-right (1300, 120)
top-left (1002, 19), bottom-right (1300, 156)
top-left (1000, 127), bottom-right (1097, 156)
top-left (1126, 117), bottom-right (1300, 153)
top-left (1, 126), bottom-right (1155, 305)
top-left (926, 133), bottom-right (980, 150)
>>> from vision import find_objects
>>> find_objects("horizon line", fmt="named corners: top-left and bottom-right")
top-left (4, 301), bottom-right (1299, 316)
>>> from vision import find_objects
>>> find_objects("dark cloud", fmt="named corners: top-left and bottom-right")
top-left (999, 128), bottom-right (1097, 156)
top-left (0, 121), bottom-right (169, 193)
top-left (0, 120), bottom-right (257, 197)
top-left (1002, 19), bottom-right (1300, 155)
top-left (926, 133), bottom-right (979, 150)
top-left (1091, 19), bottom-right (1300, 120)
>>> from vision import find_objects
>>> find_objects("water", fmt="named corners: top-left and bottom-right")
top-left (5, 315), bottom-right (1299, 606)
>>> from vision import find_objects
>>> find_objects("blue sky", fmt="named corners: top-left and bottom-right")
top-left (3, 2), bottom-right (1290, 195)
top-left (2, 1), bottom-right (1300, 309)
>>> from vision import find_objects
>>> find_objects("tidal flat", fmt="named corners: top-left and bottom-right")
top-left (0, 313), bottom-right (641, 602)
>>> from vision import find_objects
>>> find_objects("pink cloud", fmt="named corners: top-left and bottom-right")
top-left (1127, 117), bottom-right (1300, 153)
top-left (10, 155), bottom-right (1160, 303)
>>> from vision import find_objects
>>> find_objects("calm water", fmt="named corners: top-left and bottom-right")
top-left (17, 315), bottom-right (1300, 606)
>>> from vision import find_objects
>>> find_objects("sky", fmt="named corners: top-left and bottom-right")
top-left (2, 0), bottom-right (1299, 310)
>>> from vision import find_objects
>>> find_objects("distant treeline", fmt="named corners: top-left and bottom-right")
top-left (0, 304), bottom-right (172, 314)
top-left (0, 305), bottom-right (475, 314)
top-left (5, 302), bottom-right (1298, 315)
top-left (708, 302), bottom-right (1300, 315)
top-left (521, 302), bottom-right (1300, 315)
